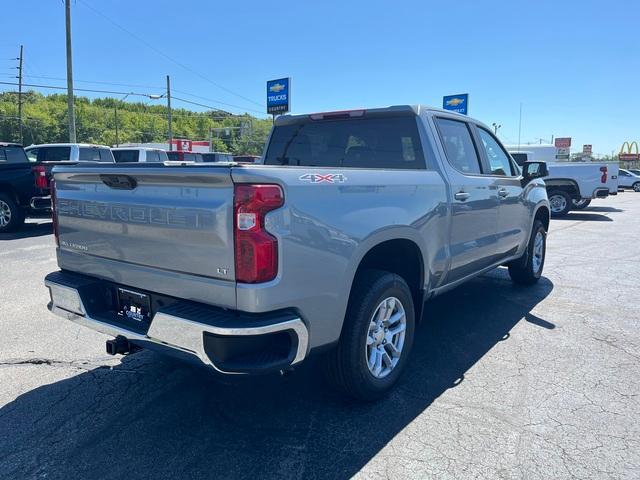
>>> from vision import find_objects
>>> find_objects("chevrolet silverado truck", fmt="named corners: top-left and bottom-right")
top-left (45, 106), bottom-right (550, 400)
top-left (0, 142), bottom-right (67, 232)
top-left (509, 150), bottom-right (618, 214)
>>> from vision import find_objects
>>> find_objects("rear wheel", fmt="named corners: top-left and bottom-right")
top-left (633, 182), bottom-right (640, 192)
top-left (548, 190), bottom-right (572, 217)
top-left (325, 269), bottom-right (415, 401)
top-left (572, 198), bottom-right (591, 210)
top-left (0, 194), bottom-right (25, 233)
top-left (508, 220), bottom-right (546, 285)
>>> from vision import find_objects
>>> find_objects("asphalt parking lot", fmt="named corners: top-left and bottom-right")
top-left (1, 195), bottom-right (638, 480)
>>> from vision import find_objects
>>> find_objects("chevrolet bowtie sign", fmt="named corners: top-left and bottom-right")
top-left (267, 77), bottom-right (291, 115)
top-left (443, 94), bottom-right (469, 115)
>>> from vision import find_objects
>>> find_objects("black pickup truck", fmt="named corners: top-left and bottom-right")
top-left (0, 143), bottom-right (69, 232)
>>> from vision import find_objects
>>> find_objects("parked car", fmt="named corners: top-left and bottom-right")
top-left (200, 152), bottom-right (233, 163)
top-left (166, 151), bottom-right (203, 162)
top-left (508, 150), bottom-right (618, 214)
top-left (25, 143), bottom-right (115, 163)
top-left (45, 105), bottom-right (550, 400)
top-left (112, 147), bottom-right (169, 163)
top-left (627, 168), bottom-right (640, 176)
top-left (0, 143), bottom-right (72, 232)
top-left (618, 169), bottom-right (640, 192)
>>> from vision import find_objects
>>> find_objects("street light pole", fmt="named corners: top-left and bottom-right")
top-left (166, 75), bottom-right (173, 151)
top-left (65, 0), bottom-right (76, 142)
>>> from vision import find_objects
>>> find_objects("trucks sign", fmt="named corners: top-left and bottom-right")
top-left (554, 137), bottom-right (572, 149)
top-left (582, 144), bottom-right (592, 155)
top-left (267, 78), bottom-right (291, 115)
top-left (443, 94), bottom-right (469, 115)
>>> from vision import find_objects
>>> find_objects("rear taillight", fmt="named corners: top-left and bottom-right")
top-left (33, 165), bottom-right (48, 189)
top-left (600, 166), bottom-right (608, 184)
top-left (234, 184), bottom-right (284, 283)
top-left (51, 179), bottom-right (59, 247)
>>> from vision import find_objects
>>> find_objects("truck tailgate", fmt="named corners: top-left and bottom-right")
top-left (53, 165), bottom-right (235, 284)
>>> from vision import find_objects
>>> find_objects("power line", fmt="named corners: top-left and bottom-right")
top-left (23, 74), bottom-right (164, 91)
top-left (19, 74), bottom-right (264, 114)
top-left (0, 80), bottom-right (160, 98)
top-left (77, 0), bottom-right (265, 110)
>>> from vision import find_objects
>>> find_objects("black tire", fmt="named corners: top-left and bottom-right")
top-left (508, 220), bottom-right (546, 285)
top-left (572, 198), bottom-right (591, 210)
top-left (325, 269), bottom-right (415, 401)
top-left (0, 193), bottom-right (25, 233)
top-left (547, 190), bottom-right (573, 217)
top-left (633, 182), bottom-right (640, 193)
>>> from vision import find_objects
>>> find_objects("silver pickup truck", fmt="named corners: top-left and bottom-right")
top-left (45, 105), bottom-right (550, 400)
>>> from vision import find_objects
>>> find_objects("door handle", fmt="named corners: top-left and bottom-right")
top-left (454, 191), bottom-right (470, 201)
top-left (498, 188), bottom-right (509, 198)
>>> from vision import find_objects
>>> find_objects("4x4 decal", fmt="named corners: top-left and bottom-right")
top-left (299, 173), bottom-right (347, 184)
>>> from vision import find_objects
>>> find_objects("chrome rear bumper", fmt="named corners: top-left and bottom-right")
top-left (45, 272), bottom-right (309, 374)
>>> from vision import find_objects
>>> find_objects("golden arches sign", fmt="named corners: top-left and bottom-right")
top-left (619, 141), bottom-right (640, 161)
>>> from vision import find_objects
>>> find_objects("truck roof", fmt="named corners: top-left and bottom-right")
top-left (0, 142), bottom-right (24, 147)
top-left (275, 104), bottom-right (490, 129)
top-left (25, 143), bottom-right (111, 149)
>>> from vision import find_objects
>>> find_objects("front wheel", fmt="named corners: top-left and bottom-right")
top-left (325, 269), bottom-right (415, 401)
top-left (573, 198), bottom-right (591, 210)
top-left (508, 220), bottom-right (546, 285)
top-left (547, 190), bottom-right (573, 217)
top-left (633, 182), bottom-right (640, 192)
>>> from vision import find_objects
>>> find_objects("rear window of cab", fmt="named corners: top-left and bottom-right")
top-left (264, 115), bottom-right (426, 169)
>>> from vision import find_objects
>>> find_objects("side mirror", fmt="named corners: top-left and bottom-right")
top-left (522, 161), bottom-right (548, 184)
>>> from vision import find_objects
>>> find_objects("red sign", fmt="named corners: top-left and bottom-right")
top-left (555, 137), bottom-right (572, 149)
top-left (620, 153), bottom-right (640, 162)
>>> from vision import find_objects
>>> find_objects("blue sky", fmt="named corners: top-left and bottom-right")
top-left (2, 0), bottom-right (639, 155)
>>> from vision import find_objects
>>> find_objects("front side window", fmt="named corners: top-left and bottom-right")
top-left (477, 128), bottom-right (514, 176)
top-left (264, 115), bottom-right (426, 169)
top-left (146, 151), bottom-right (160, 162)
top-left (435, 118), bottom-right (481, 175)
top-left (25, 148), bottom-right (39, 162)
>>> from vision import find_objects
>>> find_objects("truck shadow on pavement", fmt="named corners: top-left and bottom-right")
top-left (0, 221), bottom-right (52, 240)
top-left (554, 212), bottom-right (613, 222)
top-left (0, 270), bottom-right (554, 480)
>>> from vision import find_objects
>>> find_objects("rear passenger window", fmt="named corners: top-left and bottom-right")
top-left (435, 118), bottom-right (481, 175)
top-left (79, 147), bottom-right (101, 162)
top-left (477, 128), bottom-right (514, 176)
top-left (264, 115), bottom-right (426, 169)
top-left (42, 147), bottom-right (71, 161)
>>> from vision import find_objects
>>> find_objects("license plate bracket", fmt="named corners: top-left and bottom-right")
top-left (117, 288), bottom-right (151, 324)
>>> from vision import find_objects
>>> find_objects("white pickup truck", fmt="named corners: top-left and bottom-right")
top-left (508, 149), bottom-right (618, 215)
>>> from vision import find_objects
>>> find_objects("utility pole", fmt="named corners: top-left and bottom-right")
top-left (114, 106), bottom-right (119, 147)
top-left (65, 0), bottom-right (76, 142)
top-left (166, 75), bottom-right (173, 150)
top-left (17, 45), bottom-right (23, 144)
top-left (209, 126), bottom-right (213, 152)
